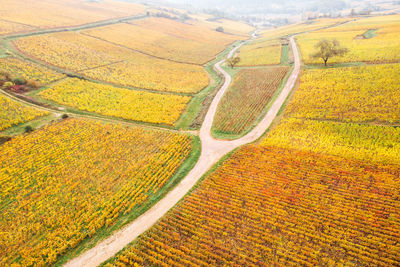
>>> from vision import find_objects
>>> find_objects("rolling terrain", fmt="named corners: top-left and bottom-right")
top-left (0, 1), bottom-right (399, 266)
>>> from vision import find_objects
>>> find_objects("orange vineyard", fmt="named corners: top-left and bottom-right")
top-left (213, 66), bottom-right (289, 135)
top-left (107, 145), bottom-right (400, 266)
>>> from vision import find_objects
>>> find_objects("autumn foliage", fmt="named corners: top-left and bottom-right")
top-left (0, 119), bottom-right (193, 266)
top-left (213, 66), bottom-right (288, 135)
top-left (107, 146), bottom-right (400, 266)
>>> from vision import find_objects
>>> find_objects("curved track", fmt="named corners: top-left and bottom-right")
top-left (65, 35), bottom-right (301, 267)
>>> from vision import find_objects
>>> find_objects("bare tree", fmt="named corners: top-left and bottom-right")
top-left (311, 39), bottom-right (348, 66)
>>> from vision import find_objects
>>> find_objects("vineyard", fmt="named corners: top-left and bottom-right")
top-left (107, 145), bottom-right (400, 266)
top-left (0, 20), bottom-right (34, 36)
top-left (237, 39), bottom-right (282, 66)
top-left (13, 32), bottom-right (209, 93)
top-left (38, 78), bottom-right (191, 125)
top-left (188, 15), bottom-right (254, 36)
top-left (0, 57), bottom-right (65, 85)
top-left (82, 17), bottom-right (240, 65)
top-left (261, 118), bottom-right (400, 165)
top-left (0, 118), bottom-right (194, 266)
top-left (260, 18), bottom-right (351, 40)
top-left (212, 66), bottom-right (289, 135)
top-left (0, 2), bottom-right (399, 266)
top-left (0, 94), bottom-right (49, 131)
top-left (285, 64), bottom-right (400, 124)
top-left (0, 0), bottom-right (146, 33)
top-left (297, 14), bottom-right (400, 64)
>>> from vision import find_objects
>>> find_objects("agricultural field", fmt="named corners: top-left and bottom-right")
top-left (285, 64), bottom-right (400, 124)
top-left (237, 39), bottom-right (282, 66)
top-left (0, 20), bottom-right (35, 36)
top-left (298, 15), bottom-right (400, 64)
top-left (14, 32), bottom-right (209, 93)
top-left (82, 17), bottom-right (241, 64)
top-left (0, 57), bottom-right (65, 85)
top-left (1, 1), bottom-right (399, 266)
top-left (189, 14), bottom-right (254, 36)
top-left (213, 66), bottom-right (289, 135)
top-left (260, 18), bottom-right (351, 40)
top-left (0, 94), bottom-right (49, 131)
top-left (0, 118), bottom-right (194, 266)
top-left (38, 78), bottom-right (191, 125)
top-left (261, 118), bottom-right (400, 165)
top-left (0, 0), bottom-right (146, 34)
top-left (107, 145), bottom-right (400, 266)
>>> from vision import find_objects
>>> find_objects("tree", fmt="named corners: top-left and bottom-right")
top-left (311, 39), bottom-right (348, 66)
top-left (216, 26), bottom-right (224, 33)
top-left (227, 57), bottom-right (240, 68)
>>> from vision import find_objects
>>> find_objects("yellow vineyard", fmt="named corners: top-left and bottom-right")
top-left (14, 32), bottom-right (209, 93)
top-left (261, 118), bottom-right (400, 165)
top-left (298, 15), bottom-right (400, 64)
top-left (0, 20), bottom-right (34, 36)
top-left (0, 94), bottom-right (49, 131)
top-left (237, 39), bottom-right (282, 66)
top-left (38, 78), bottom-right (191, 125)
top-left (0, 118), bottom-right (193, 266)
top-left (260, 18), bottom-right (351, 40)
top-left (285, 64), bottom-right (400, 124)
top-left (0, 57), bottom-right (64, 85)
top-left (0, 0), bottom-right (146, 33)
top-left (83, 17), bottom-right (241, 64)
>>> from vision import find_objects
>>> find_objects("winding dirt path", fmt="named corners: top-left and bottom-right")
top-left (64, 34), bottom-right (300, 267)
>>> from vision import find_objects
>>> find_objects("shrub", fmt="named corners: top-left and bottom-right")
top-left (10, 85), bottom-right (27, 93)
top-left (0, 70), bottom-right (11, 80)
top-left (12, 77), bottom-right (26, 85)
top-left (24, 125), bottom-right (34, 133)
top-left (26, 79), bottom-right (41, 89)
top-left (2, 81), bottom-right (14, 89)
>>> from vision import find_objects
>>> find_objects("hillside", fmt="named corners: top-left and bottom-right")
top-left (0, 1), bottom-right (399, 266)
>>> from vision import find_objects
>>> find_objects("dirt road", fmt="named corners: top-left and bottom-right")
top-left (65, 35), bottom-right (300, 267)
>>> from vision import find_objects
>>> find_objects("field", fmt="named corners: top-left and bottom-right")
top-left (285, 64), bottom-right (400, 124)
top-left (237, 39), bottom-right (282, 66)
top-left (260, 18), bottom-right (351, 40)
top-left (1, 3), bottom-right (399, 266)
top-left (82, 17), bottom-right (240, 64)
top-left (297, 15), bottom-right (400, 64)
top-left (0, 118), bottom-right (194, 266)
top-left (107, 145), bottom-right (400, 266)
top-left (261, 118), bottom-right (400, 165)
top-left (0, 94), bottom-right (49, 131)
top-left (0, 20), bottom-right (34, 36)
top-left (212, 66), bottom-right (289, 135)
top-left (38, 78), bottom-right (191, 125)
top-left (13, 32), bottom-right (209, 93)
top-left (0, 57), bottom-right (65, 85)
top-left (0, 0), bottom-right (146, 33)
top-left (188, 15), bottom-right (254, 36)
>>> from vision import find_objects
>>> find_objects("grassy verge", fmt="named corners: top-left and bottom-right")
top-left (280, 44), bottom-right (289, 65)
top-left (304, 62), bottom-right (366, 69)
top-left (211, 64), bottom-right (294, 140)
top-left (0, 114), bottom-right (58, 137)
top-left (363, 29), bottom-right (378, 39)
top-left (100, 146), bottom-right (240, 266)
top-left (175, 63), bottom-right (221, 130)
top-left (176, 40), bottom-right (244, 130)
top-left (55, 134), bottom-right (201, 266)
top-left (0, 39), bottom-right (10, 58)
